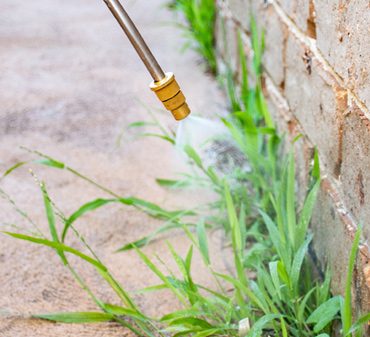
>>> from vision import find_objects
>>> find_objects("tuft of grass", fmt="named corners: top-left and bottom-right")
top-left (168, 0), bottom-right (217, 73)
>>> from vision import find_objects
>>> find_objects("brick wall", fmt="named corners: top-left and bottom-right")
top-left (215, 0), bottom-right (370, 315)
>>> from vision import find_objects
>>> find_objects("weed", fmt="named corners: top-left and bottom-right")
top-left (1, 1), bottom-right (369, 337)
top-left (168, 0), bottom-right (217, 73)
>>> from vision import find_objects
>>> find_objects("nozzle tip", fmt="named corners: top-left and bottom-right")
top-left (150, 72), bottom-right (191, 121)
top-left (172, 103), bottom-right (191, 121)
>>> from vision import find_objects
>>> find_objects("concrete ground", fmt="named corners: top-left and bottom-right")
top-left (0, 0), bottom-right (227, 336)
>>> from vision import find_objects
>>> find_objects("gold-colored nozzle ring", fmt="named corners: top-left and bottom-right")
top-left (150, 72), bottom-right (191, 121)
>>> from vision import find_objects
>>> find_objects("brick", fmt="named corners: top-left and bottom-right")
top-left (239, 2), bottom-right (286, 89)
top-left (284, 34), bottom-right (345, 177)
top-left (214, 14), bottom-right (239, 73)
top-left (227, 0), bottom-right (251, 32)
top-left (265, 80), bottom-right (313, 204)
top-left (265, 89), bottom-right (289, 137)
top-left (316, 0), bottom-right (370, 106)
top-left (262, 5), bottom-right (286, 89)
top-left (277, 0), bottom-right (314, 36)
top-left (311, 184), bottom-right (370, 314)
top-left (215, 0), bottom-right (370, 318)
top-left (341, 104), bottom-right (370, 241)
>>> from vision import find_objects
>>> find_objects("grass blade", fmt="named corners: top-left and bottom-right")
top-left (247, 314), bottom-right (280, 337)
top-left (348, 312), bottom-right (370, 334)
top-left (41, 183), bottom-right (67, 265)
top-left (296, 181), bottom-right (319, 248)
top-left (1, 161), bottom-right (29, 178)
top-left (290, 234), bottom-right (312, 295)
top-left (156, 178), bottom-right (190, 189)
top-left (134, 247), bottom-right (186, 304)
top-left (116, 222), bottom-right (185, 252)
top-left (342, 227), bottom-right (362, 336)
top-left (62, 197), bottom-right (192, 242)
top-left (4, 232), bottom-right (107, 271)
top-left (307, 296), bottom-right (341, 333)
top-left (34, 312), bottom-right (113, 323)
top-left (63, 198), bottom-right (116, 241)
top-left (197, 220), bottom-right (210, 265)
top-left (103, 303), bottom-right (147, 321)
top-left (286, 152), bottom-right (297, 250)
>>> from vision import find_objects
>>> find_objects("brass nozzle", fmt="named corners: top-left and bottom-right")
top-left (150, 72), bottom-right (191, 121)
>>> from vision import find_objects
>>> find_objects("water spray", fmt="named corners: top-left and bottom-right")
top-left (103, 0), bottom-right (191, 121)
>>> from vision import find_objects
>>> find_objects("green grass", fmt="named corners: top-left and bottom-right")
top-left (168, 0), bottom-right (217, 73)
top-left (1, 1), bottom-right (369, 336)
top-left (3, 148), bottom-right (367, 336)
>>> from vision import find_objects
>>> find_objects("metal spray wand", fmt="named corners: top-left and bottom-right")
top-left (103, 0), bottom-right (191, 121)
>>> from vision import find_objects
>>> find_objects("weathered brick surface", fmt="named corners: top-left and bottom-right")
top-left (315, 0), bottom-right (370, 106)
top-left (265, 80), bottom-right (313, 204)
top-left (284, 33), bottom-right (344, 177)
top-left (342, 105), bottom-right (370, 241)
top-left (259, 5), bottom-right (286, 88)
top-left (221, 0), bottom-right (370, 316)
top-left (227, 0), bottom-right (251, 31)
top-left (277, 0), bottom-right (310, 33)
top-left (214, 11), bottom-right (238, 73)
top-left (311, 183), bottom-right (370, 314)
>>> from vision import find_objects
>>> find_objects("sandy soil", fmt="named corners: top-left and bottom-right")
top-left (0, 0), bottom-right (228, 336)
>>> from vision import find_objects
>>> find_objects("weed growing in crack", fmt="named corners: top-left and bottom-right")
top-left (167, 0), bottom-right (217, 74)
top-left (1, 1), bottom-right (370, 337)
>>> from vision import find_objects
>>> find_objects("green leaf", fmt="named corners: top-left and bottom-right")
top-left (348, 312), bottom-right (370, 334)
top-left (260, 210), bottom-right (289, 268)
top-left (134, 247), bottom-right (186, 304)
top-left (41, 184), bottom-right (67, 265)
top-left (342, 227), bottom-right (362, 336)
top-left (2, 161), bottom-right (29, 178)
top-left (286, 152), bottom-right (297, 250)
top-left (63, 198), bottom-right (116, 241)
top-left (63, 197), bottom-right (191, 242)
top-left (129, 197), bottom-right (195, 219)
top-left (117, 237), bottom-right (152, 252)
top-left (297, 286), bottom-right (316, 322)
top-left (102, 303), bottom-right (146, 321)
top-left (277, 261), bottom-right (290, 289)
top-left (36, 158), bottom-right (65, 169)
top-left (184, 145), bottom-right (203, 168)
top-left (156, 178), bottom-right (189, 189)
top-left (225, 182), bottom-right (242, 252)
top-left (169, 317), bottom-right (213, 329)
top-left (116, 222), bottom-right (184, 252)
top-left (312, 148), bottom-right (321, 181)
top-left (161, 308), bottom-right (205, 322)
top-left (193, 329), bottom-right (221, 337)
top-left (215, 273), bottom-right (268, 314)
top-left (34, 312), bottom-right (113, 323)
top-left (307, 296), bottom-right (342, 333)
top-left (167, 242), bottom-right (188, 280)
top-left (184, 245), bottom-right (193, 274)
top-left (280, 317), bottom-right (288, 337)
top-left (290, 234), bottom-right (312, 294)
top-left (4, 232), bottom-right (107, 272)
top-left (142, 133), bottom-right (175, 145)
top-left (296, 181), bottom-right (319, 248)
top-left (269, 261), bottom-right (281, 299)
top-left (197, 220), bottom-right (210, 265)
top-left (127, 121), bottom-right (156, 128)
top-left (134, 284), bottom-right (167, 294)
top-left (224, 182), bottom-right (248, 291)
top-left (247, 314), bottom-right (280, 337)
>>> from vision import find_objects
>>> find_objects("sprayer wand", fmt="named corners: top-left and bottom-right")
top-left (103, 0), bottom-right (191, 121)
